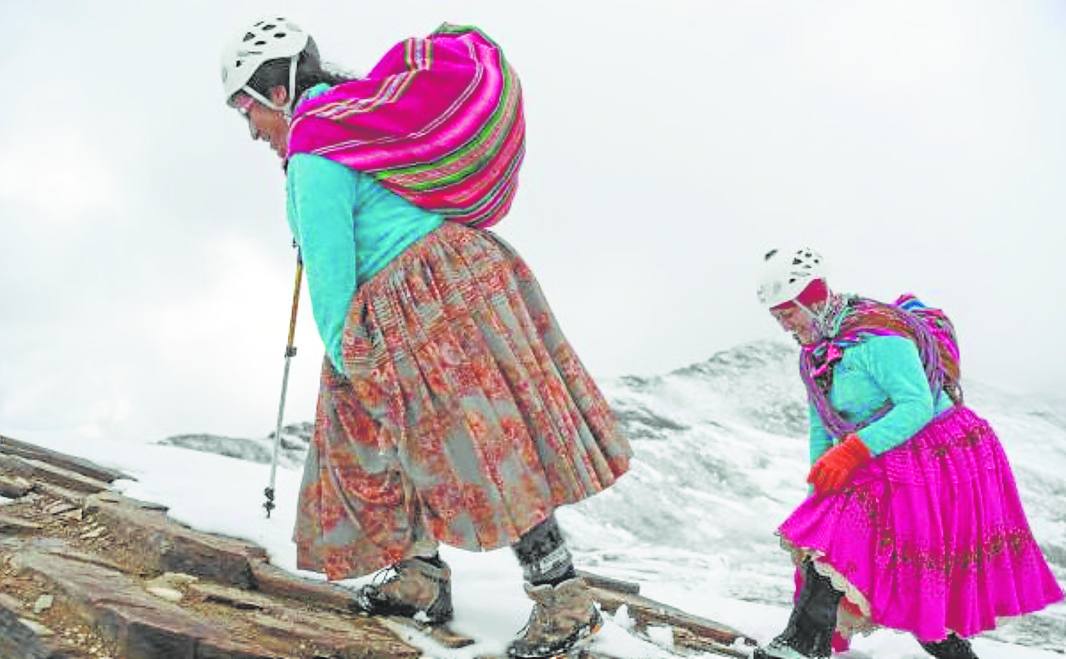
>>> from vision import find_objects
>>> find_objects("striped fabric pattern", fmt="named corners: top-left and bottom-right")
top-left (288, 24), bottom-right (525, 229)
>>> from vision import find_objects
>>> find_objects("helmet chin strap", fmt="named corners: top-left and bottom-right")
top-left (240, 54), bottom-right (299, 117)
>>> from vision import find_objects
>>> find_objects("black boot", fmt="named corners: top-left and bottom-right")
top-left (920, 634), bottom-right (979, 659)
top-left (753, 560), bottom-right (843, 659)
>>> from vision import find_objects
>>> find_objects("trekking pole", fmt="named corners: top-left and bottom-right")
top-left (264, 250), bottom-right (303, 518)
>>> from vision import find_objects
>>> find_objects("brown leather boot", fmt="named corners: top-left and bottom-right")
top-left (353, 556), bottom-right (453, 624)
top-left (507, 576), bottom-right (602, 658)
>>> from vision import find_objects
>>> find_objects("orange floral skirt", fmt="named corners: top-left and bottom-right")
top-left (294, 223), bottom-right (632, 580)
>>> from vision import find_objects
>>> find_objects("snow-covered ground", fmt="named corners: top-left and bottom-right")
top-left (13, 340), bottom-right (1066, 658)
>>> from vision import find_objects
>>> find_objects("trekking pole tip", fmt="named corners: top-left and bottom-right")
top-left (264, 486), bottom-right (276, 518)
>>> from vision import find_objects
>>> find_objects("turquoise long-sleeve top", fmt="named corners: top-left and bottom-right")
top-left (807, 335), bottom-right (955, 464)
top-left (285, 87), bottom-right (444, 375)
top-left (286, 155), bottom-right (443, 374)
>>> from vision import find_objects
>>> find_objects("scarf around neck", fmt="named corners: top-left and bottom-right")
top-left (799, 295), bottom-right (960, 439)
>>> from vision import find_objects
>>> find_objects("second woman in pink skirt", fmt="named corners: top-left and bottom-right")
top-left (752, 247), bottom-right (1062, 659)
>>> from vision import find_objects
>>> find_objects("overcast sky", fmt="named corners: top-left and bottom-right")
top-left (2, 1), bottom-right (1064, 446)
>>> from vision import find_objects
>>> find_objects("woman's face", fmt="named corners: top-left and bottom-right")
top-left (232, 87), bottom-right (290, 159)
top-left (770, 304), bottom-right (821, 346)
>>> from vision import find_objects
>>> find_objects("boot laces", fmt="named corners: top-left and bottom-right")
top-left (368, 564), bottom-right (402, 590)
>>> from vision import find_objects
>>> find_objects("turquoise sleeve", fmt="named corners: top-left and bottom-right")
top-left (855, 335), bottom-right (935, 455)
top-left (808, 403), bottom-right (833, 465)
top-left (286, 154), bottom-right (359, 376)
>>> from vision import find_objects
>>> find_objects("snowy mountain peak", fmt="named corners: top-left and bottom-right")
top-left (671, 339), bottom-right (798, 380)
top-left (158, 422), bottom-right (313, 468)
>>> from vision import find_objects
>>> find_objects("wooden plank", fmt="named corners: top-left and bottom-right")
top-left (0, 455), bottom-right (111, 495)
top-left (590, 586), bottom-right (756, 649)
top-left (576, 570), bottom-right (641, 595)
top-left (188, 581), bottom-right (277, 611)
top-left (0, 513), bottom-right (43, 534)
top-left (673, 626), bottom-right (750, 657)
top-left (85, 493), bottom-right (266, 588)
top-left (249, 561), bottom-right (355, 612)
top-left (20, 459), bottom-right (112, 494)
top-left (6, 541), bottom-right (420, 658)
top-left (33, 482), bottom-right (89, 506)
top-left (0, 454), bottom-right (34, 479)
top-left (92, 490), bottom-right (167, 512)
top-left (249, 561), bottom-right (474, 651)
top-left (0, 435), bottom-right (133, 483)
top-left (40, 546), bottom-right (130, 575)
top-left (11, 548), bottom-right (277, 659)
top-left (0, 474), bottom-right (33, 499)
top-left (0, 603), bottom-right (54, 659)
top-left (0, 592), bottom-right (27, 613)
top-left (249, 611), bottom-right (421, 658)
top-left (384, 615), bottom-right (477, 649)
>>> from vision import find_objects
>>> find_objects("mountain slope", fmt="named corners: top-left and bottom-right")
top-left (153, 339), bottom-right (1066, 654)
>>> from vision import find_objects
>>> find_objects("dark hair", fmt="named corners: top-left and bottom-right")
top-left (246, 38), bottom-right (351, 105)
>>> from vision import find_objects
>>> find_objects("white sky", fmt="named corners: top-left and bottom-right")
top-left (2, 1), bottom-right (1064, 444)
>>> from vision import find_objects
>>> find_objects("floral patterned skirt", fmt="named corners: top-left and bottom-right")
top-left (294, 222), bottom-right (632, 580)
top-left (779, 405), bottom-right (1063, 643)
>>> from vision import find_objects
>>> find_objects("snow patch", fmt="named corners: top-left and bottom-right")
top-left (18, 340), bottom-right (1066, 657)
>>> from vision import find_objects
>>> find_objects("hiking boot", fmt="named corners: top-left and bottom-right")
top-left (353, 556), bottom-right (453, 624)
top-left (753, 560), bottom-right (843, 659)
top-left (920, 634), bottom-right (980, 659)
top-left (507, 576), bottom-right (602, 658)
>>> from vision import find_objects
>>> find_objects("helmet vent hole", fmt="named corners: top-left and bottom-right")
top-left (254, 40), bottom-right (267, 46)
top-left (243, 32), bottom-right (255, 42)
top-left (263, 24), bottom-right (276, 30)
top-left (235, 60), bottom-right (243, 67)
top-left (275, 32), bottom-right (286, 38)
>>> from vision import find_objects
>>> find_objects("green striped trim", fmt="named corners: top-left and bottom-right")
top-left (376, 63), bottom-right (520, 190)
top-left (431, 23), bottom-right (502, 50)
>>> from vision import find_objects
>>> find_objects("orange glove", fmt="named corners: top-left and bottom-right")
top-left (807, 434), bottom-right (871, 494)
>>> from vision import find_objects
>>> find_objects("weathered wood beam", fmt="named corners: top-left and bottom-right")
top-left (85, 492), bottom-right (266, 588)
top-left (248, 561), bottom-right (354, 612)
top-left (0, 602), bottom-right (55, 659)
top-left (0, 474), bottom-right (33, 499)
top-left (590, 586), bottom-right (757, 653)
top-left (0, 435), bottom-right (133, 483)
top-left (11, 548), bottom-right (276, 659)
top-left (0, 513), bottom-right (43, 534)
top-left (0, 455), bottom-right (111, 495)
top-left (576, 569), bottom-right (641, 595)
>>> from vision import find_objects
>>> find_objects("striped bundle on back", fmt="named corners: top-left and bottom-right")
top-left (288, 24), bottom-right (525, 229)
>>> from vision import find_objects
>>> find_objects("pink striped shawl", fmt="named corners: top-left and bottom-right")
top-left (287, 24), bottom-right (525, 229)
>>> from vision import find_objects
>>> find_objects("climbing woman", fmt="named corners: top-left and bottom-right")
top-left (752, 247), bottom-right (1062, 659)
top-left (219, 17), bottom-right (632, 658)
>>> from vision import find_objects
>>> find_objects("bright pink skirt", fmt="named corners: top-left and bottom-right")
top-left (780, 406), bottom-right (1062, 642)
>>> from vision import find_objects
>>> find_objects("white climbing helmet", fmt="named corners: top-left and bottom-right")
top-left (756, 247), bottom-right (826, 308)
top-left (220, 16), bottom-right (310, 112)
